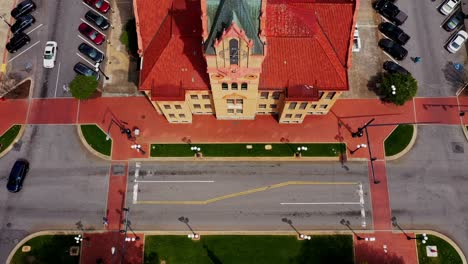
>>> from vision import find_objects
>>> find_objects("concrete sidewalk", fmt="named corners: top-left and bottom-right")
top-left (0, 0), bottom-right (17, 76)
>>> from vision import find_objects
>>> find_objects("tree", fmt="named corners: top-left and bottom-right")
top-left (69, 75), bottom-right (98, 100)
top-left (381, 73), bottom-right (418, 106)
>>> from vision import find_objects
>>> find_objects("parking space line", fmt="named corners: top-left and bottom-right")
top-left (81, 2), bottom-right (110, 18)
top-left (26, 23), bottom-right (43, 35)
top-left (280, 202), bottom-right (361, 205)
top-left (7, 40), bottom-right (40, 63)
top-left (382, 51), bottom-right (399, 63)
top-left (80, 19), bottom-right (107, 36)
top-left (77, 35), bottom-right (105, 54)
top-left (54, 62), bottom-right (61, 97)
top-left (76, 52), bottom-right (96, 67)
top-left (358, 183), bottom-right (366, 228)
top-left (135, 180), bottom-right (215, 183)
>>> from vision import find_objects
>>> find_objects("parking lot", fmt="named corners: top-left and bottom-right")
top-left (6, 0), bottom-right (111, 98)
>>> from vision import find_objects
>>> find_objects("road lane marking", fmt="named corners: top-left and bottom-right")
top-left (77, 35), bottom-right (105, 54)
top-left (80, 19), bottom-right (107, 36)
top-left (76, 52), bottom-right (96, 67)
top-left (7, 40), bottom-right (40, 63)
top-left (136, 181), bottom-right (358, 205)
top-left (54, 62), bottom-right (61, 97)
top-left (26, 23), bottom-right (43, 34)
top-left (135, 180), bottom-right (215, 183)
top-left (358, 182), bottom-right (366, 228)
top-left (133, 184), bottom-right (138, 204)
top-left (280, 202), bottom-right (361, 205)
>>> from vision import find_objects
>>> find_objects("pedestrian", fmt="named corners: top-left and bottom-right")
top-left (102, 217), bottom-right (108, 226)
top-left (413, 56), bottom-right (421, 63)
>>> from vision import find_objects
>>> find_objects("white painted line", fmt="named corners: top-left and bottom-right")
top-left (80, 19), bottom-right (107, 36)
top-left (135, 180), bottom-right (215, 183)
top-left (382, 51), bottom-right (398, 63)
top-left (76, 52), bottom-right (96, 67)
top-left (133, 184), bottom-right (138, 204)
top-left (78, 35), bottom-right (105, 54)
top-left (54, 62), bottom-right (61, 98)
top-left (358, 183), bottom-right (366, 228)
top-left (358, 24), bottom-right (377, 28)
top-left (7, 40), bottom-right (40, 63)
top-left (280, 202), bottom-right (361, 205)
top-left (26, 23), bottom-right (43, 34)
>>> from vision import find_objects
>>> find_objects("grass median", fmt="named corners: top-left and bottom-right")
top-left (417, 234), bottom-right (463, 264)
top-left (144, 235), bottom-right (353, 264)
top-left (150, 143), bottom-right (346, 157)
top-left (384, 124), bottom-right (414, 156)
top-left (0, 125), bottom-right (21, 153)
top-left (80, 125), bottom-right (112, 156)
top-left (11, 235), bottom-right (80, 264)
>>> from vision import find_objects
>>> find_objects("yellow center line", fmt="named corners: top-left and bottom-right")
top-left (136, 181), bottom-right (358, 205)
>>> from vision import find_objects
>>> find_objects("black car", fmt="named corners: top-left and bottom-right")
top-left (78, 43), bottom-right (104, 63)
top-left (74, 62), bottom-right (100, 80)
top-left (373, 0), bottom-right (408, 25)
top-left (378, 38), bottom-right (408, 60)
top-left (379, 22), bottom-right (410, 45)
top-left (11, 0), bottom-right (36, 19)
top-left (10, 14), bottom-right (35, 35)
top-left (84, 10), bottom-right (110, 30)
top-left (383, 61), bottom-right (410, 75)
top-left (6, 32), bottom-right (30, 53)
top-left (6, 159), bottom-right (29, 193)
top-left (443, 9), bottom-right (465, 32)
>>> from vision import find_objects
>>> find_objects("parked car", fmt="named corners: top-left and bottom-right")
top-left (78, 43), bottom-right (104, 63)
top-left (10, 14), bottom-right (35, 35)
top-left (446, 30), bottom-right (468, 53)
top-left (442, 9), bottom-right (465, 31)
top-left (373, 0), bottom-right (408, 25)
top-left (43, 41), bottom-right (57, 68)
top-left (440, 0), bottom-right (461, 16)
top-left (383, 61), bottom-right (410, 75)
top-left (83, 0), bottom-right (110, 14)
top-left (378, 38), bottom-right (408, 60)
top-left (11, 0), bottom-right (36, 19)
top-left (6, 159), bottom-right (29, 193)
top-left (85, 10), bottom-right (110, 30)
top-left (74, 62), bottom-right (100, 80)
top-left (78, 23), bottom-right (105, 45)
top-left (6, 32), bottom-right (30, 53)
top-left (378, 22), bottom-right (410, 45)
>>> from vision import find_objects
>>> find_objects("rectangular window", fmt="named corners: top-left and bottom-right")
top-left (202, 95), bottom-right (210, 100)
top-left (190, 95), bottom-right (198, 100)
top-left (232, 83), bottom-right (238, 90)
top-left (299, 102), bottom-right (307, 109)
top-left (241, 83), bottom-right (248, 90)
top-left (227, 99), bottom-right (234, 104)
top-left (164, 105), bottom-right (171, 109)
top-left (272, 92), bottom-right (280, 99)
top-left (236, 109), bottom-right (243, 113)
top-left (270, 104), bottom-right (277, 108)
top-left (295, 114), bottom-right (302, 118)
top-left (175, 105), bottom-right (182, 109)
top-left (320, 104), bottom-right (328, 109)
top-left (227, 109), bottom-right (234, 113)
top-left (325, 92), bottom-right (336, 100)
top-left (204, 104), bottom-right (211, 109)
top-left (285, 114), bottom-right (292, 118)
top-left (236, 99), bottom-right (243, 104)
top-left (169, 114), bottom-right (175, 118)
top-left (319, 92), bottom-right (324, 99)
top-left (259, 104), bottom-right (267, 109)
top-left (222, 83), bottom-right (228, 90)
top-left (179, 114), bottom-right (186, 118)
top-left (288, 102), bottom-right (297, 110)
top-left (194, 104), bottom-right (201, 109)
top-left (260, 92), bottom-right (269, 99)
top-left (310, 104), bottom-right (317, 109)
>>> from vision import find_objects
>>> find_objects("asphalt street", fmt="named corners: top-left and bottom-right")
top-left (6, 0), bottom-right (109, 98)
top-left (0, 125), bottom-right (109, 261)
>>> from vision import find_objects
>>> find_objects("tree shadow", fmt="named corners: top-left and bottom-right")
top-left (367, 74), bottom-right (385, 98)
top-left (203, 243), bottom-right (223, 264)
top-left (355, 243), bottom-right (405, 264)
top-left (295, 235), bottom-right (354, 264)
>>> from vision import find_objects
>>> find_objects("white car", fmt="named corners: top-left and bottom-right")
top-left (43, 41), bottom-right (57, 68)
top-left (440, 0), bottom-right (460, 16)
top-left (447, 30), bottom-right (468, 53)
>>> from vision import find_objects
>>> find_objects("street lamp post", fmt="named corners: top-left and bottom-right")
top-left (352, 118), bottom-right (375, 138)
top-left (95, 63), bottom-right (110, 80)
top-left (281, 218), bottom-right (311, 240)
top-left (391, 85), bottom-right (397, 95)
top-left (0, 14), bottom-right (12, 27)
top-left (340, 219), bottom-right (364, 240)
top-left (350, 144), bottom-right (367, 155)
top-left (190, 146), bottom-right (201, 157)
top-left (391, 216), bottom-right (426, 241)
top-left (178, 216), bottom-right (199, 239)
top-left (296, 146), bottom-right (308, 157)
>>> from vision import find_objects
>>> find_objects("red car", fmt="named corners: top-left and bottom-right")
top-left (78, 23), bottom-right (105, 45)
top-left (83, 0), bottom-right (110, 14)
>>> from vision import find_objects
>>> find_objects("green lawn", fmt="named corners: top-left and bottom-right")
top-left (0, 125), bottom-right (21, 153)
top-left (384, 124), bottom-right (414, 156)
top-left (150, 143), bottom-right (345, 157)
top-left (80, 125), bottom-right (112, 156)
top-left (417, 234), bottom-right (463, 264)
top-left (144, 235), bottom-right (354, 264)
top-left (11, 235), bottom-right (80, 264)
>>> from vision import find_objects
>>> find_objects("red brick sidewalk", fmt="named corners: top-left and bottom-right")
top-left (355, 232), bottom-right (418, 264)
top-left (106, 162), bottom-right (129, 230)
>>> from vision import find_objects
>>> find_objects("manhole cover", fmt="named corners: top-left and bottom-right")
top-left (451, 142), bottom-right (464, 153)
top-left (111, 164), bottom-right (126, 176)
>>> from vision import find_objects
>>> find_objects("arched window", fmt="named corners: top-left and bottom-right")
top-left (229, 39), bottom-right (239, 65)
top-left (241, 83), bottom-right (248, 90)
top-left (232, 83), bottom-right (238, 90)
top-left (222, 83), bottom-right (228, 90)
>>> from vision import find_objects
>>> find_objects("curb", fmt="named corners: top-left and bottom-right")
top-left (142, 156), bottom-right (342, 162)
top-left (76, 124), bottom-right (112, 161)
top-left (385, 124), bottom-right (417, 161)
top-left (412, 230), bottom-right (467, 264)
top-left (462, 124), bottom-right (468, 143)
top-left (0, 124), bottom-right (25, 159)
